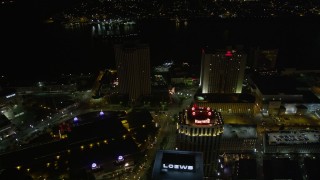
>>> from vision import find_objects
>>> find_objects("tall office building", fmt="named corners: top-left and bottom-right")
top-left (252, 47), bottom-right (278, 70)
top-left (177, 104), bottom-right (224, 178)
top-left (200, 48), bottom-right (247, 93)
top-left (114, 42), bottom-right (151, 102)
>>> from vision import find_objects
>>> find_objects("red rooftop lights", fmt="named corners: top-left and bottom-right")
top-left (225, 50), bottom-right (233, 57)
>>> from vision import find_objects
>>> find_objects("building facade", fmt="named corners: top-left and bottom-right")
top-left (200, 48), bottom-right (247, 94)
top-left (177, 105), bottom-right (224, 178)
top-left (114, 42), bottom-right (151, 102)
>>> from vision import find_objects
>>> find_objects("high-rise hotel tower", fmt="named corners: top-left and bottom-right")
top-left (114, 42), bottom-right (151, 102)
top-left (177, 104), bottom-right (224, 178)
top-left (200, 48), bottom-right (247, 93)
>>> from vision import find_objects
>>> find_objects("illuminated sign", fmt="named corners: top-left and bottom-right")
top-left (162, 164), bottom-right (194, 171)
top-left (153, 150), bottom-right (202, 179)
top-left (190, 106), bottom-right (213, 120)
top-left (195, 119), bottom-right (210, 124)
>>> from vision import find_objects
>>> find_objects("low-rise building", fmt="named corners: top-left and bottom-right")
top-left (250, 74), bottom-right (320, 115)
top-left (220, 124), bottom-right (257, 153)
top-left (264, 130), bottom-right (320, 154)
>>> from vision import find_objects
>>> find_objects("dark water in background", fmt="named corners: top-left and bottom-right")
top-left (2, 3), bottom-right (320, 84)
top-left (140, 17), bottom-right (320, 70)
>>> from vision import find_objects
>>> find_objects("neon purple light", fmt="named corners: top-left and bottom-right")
top-left (91, 163), bottom-right (97, 168)
top-left (73, 117), bottom-right (78, 122)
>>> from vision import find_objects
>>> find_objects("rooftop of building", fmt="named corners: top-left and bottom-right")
top-left (251, 74), bottom-right (320, 103)
top-left (182, 105), bottom-right (224, 126)
top-left (299, 91), bottom-right (320, 103)
top-left (194, 93), bottom-right (256, 103)
top-left (236, 159), bottom-right (257, 179)
top-left (0, 114), bottom-right (10, 128)
top-left (304, 158), bottom-right (320, 180)
top-left (264, 158), bottom-right (302, 180)
top-left (222, 124), bottom-right (257, 139)
top-left (0, 110), bottom-right (154, 172)
top-left (266, 130), bottom-right (320, 145)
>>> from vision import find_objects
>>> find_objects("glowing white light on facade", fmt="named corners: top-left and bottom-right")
top-left (118, 155), bottom-right (124, 161)
top-left (92, 163), bottom-right (97, 168)
top-left (73, 117), bottom-right (78, 122)
top-left (6, 93), bottom-right (15, 98)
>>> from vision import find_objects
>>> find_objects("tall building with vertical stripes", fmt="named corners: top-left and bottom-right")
top-left (200, 48), bottom-right (247, 94)
top-left (114, 42), bottom-right (151, 102)
top-left (177, 104), bottom-right (224, 178)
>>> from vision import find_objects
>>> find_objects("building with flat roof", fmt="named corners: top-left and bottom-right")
top-left (0, 113), bottom-right (16, 142)
top-left (0, 88), bottom-right (22, 120)
top-left (220, 124), bottom-right (257, 153)
top-left (177, 104), bottom-right (224, 178)
top-left (265, 130), bottom-right (320, 153)
top-left (236, 159), bottom-right (257, 180)
top-left (263, 158), bottom-right (302, 180)
top-left (194, 93), bottom-right (256, 115)
top-left (0, 110), bottom-right (155, 179)
top-left (250, 74), bottom-right (320, 115)
top-left (151, 150), bottom-right (204, 180)
top-left (304, 158), bottom-right (320, 180)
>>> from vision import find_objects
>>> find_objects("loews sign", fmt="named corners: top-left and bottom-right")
top-left (162, 163), bottom-right (194, 171)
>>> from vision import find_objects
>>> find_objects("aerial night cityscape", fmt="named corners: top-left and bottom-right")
top-left (1, 0), bottom-right (320, 179)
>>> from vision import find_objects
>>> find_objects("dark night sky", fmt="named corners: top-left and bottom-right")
top-left (1, 0), bottom-right (320, 83)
